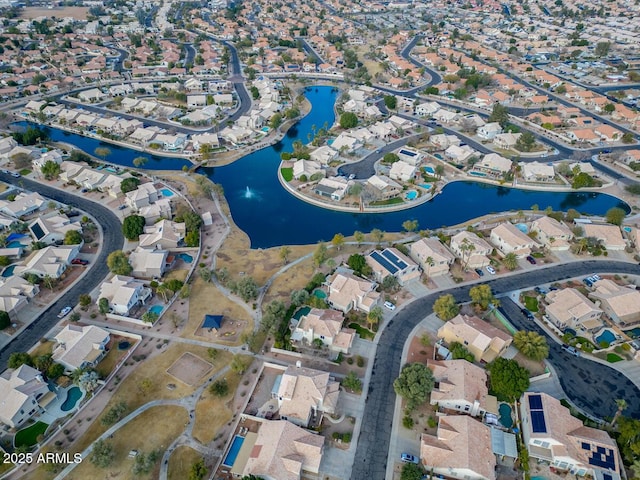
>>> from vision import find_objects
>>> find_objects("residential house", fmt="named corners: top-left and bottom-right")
top-left (430, 134), bottom-right (460, 149)
top-left (437, 314), bottom-right (513, 363)
top-left (450, 231), bottom-right (493, 269)
top-left (493, 132), bottom-right (521, 150)
top-left (32, 150), bottom-right (63, 173)
top-left (138, 220), bottom-right (186, 250)
top-left (566, 129), bottom-right (600, 144)
top-left (420, 415), bottom-right (496, 480)
top-left (490, 223), bottom-right (537, 257)
top-left (292, 308), bottom-right (355, 353)
top-left (594, 125), bottom-right (622, 142)
top-left (0, 192), bottom-right (46, 219)
top-left (415, 101), bottom-right (441, 117)
top-left (309, 146), bottom-right (338, 165)
top-left (477, 122), bottom-right (503, 140)
top-left (582, 224), bottom-right (626, 251)
top-left (473, 153), bottom-right (512, 177)
top-left (589, 279), bottom-right (640, 328)
top-left (125, 183), bottom-right (159, 210)
top-left (59, 161), bottom-right (86, 183)
top-left (522, 162), bottom-right (555, 183)
top-left (138, 198), bottom-right (172, 225)
top-left (0, 365), bottom-right (50, 428)
top-left (520, 392), bottom-right (621, 478)
top-left (97, 275), bottom-right (152, 316)
top-left (52, 325), bottom-right (110, 372)
top-left (366, 248), bottom-right (421, 285)
top-left (445, 144), bottom-right (477, 163)
top-left (191, 132), bottom-right (220, 150)
top-left (397, 148), bottom-right (424, 165)
top-left (0, 276), bottom-right (39, 319)
top-left (0, 137), bottom-right (17, 156)
top-left (13, 245), bottom-right (79, 279)
top-left (129, 246), bottom-right (168, 279)
top-left (427, 359), bottom-right (497, 417)
top-left (389, 161), bottom-right (417, 182)
top-left (327, 270), bottom-right (380, 313)
top-left (234, 419), bottom-right (324, 480)
top-left (432, 108), bottom-right (459, 124)
top-left (410, 238), bottom-right (455, 276)
top-left (569, 162), bottom-right (598, 177)
top-left (531, 216), bottom-right (574, 250)
top-left (545, 288), bottom-right (603, 332)
top-left (313, 177), bottom-right (351, 202)
top-left (366, 175), bottom-right (402, 200)
top-left (275, 364), bottom-right (340, 428)
top-left (28, 213), bottom-right (82, 245)
top-left (330, 133), bottom-right (361, 153)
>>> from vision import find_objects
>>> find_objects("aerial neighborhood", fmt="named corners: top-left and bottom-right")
top-left (0, 1), bottom-right (639, 480)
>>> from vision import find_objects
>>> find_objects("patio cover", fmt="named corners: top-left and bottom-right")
top-left (203, 314), bottom-right (223, 329)
top-left (490, 427), bottom-right (518, 458)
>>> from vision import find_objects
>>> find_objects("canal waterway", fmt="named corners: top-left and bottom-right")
top-left (16, 86), bottom-right (630, 248)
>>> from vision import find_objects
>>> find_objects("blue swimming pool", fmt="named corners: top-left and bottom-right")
top-left (61, 387), bottom-right (82, 412)
top-left (222, 435), bottom-right (245, 467)
top-left (420, 184), bottom-right (432, 190)
top-left (313, 289), bottom-right (327, 299)
top-left (516, 223), bottom-right (528, 234)
top-left (160, 188), bottom-right (174, 197)
top-left (177, 253), bottom-right (193, 263)
top-left (1, 265), bottom-right (16, 278)
top-left (469, 171), bottom-right (487, 177)
top-left (596, 329), bottom-right (616, 347)
top-left (623, 226), bottom-right (632, 233)
top-left (405, 190), bottom-right (418, 200)
top-left (6, 241), bottom-right (26, 248)
top-left (424, 166), bottom-right (435, 174)
top-left (293, 306), bottom-right (311, 321)
top-left (148, 305), bottom-right (163, 315)
top-left (499, 403), bottom-right (513, 428)
top-left (625, 327), bottom-right (640, 338)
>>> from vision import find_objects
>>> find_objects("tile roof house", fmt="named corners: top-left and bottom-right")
top-left (0, 192), bottom-right (46, 219)
top-left (0, 275), bottom-right (39, 319)
top-left (522, 162), bottom-right (555, 183)
top-left (236, 419), bottom-right (324, 480)
top-left (138, 220), bottom-right (186, 250)
top-left (0, 365), bottom-right (50, 428)
top-left (582, 224), bottom-right (626, 251)
top-left (490, 223), bottom-right (537, 257)
top-left (450, 231), bottom-right (493, 269)
top-left (28, 213), bottom-right (82, 245)
top-left (589, 279), bottom-right (640, 328)
top-left (366, 247), bottom-right (421, 286)
top-left (427, 359), bottom-right (497, 417)
top-left (125, 182), bottom-right (159, 210)
top-left (545, 288), bottom-right (603, 332)
top-left (437, 314), bottom-right (512, 363)
top-left (531, 216), bottom-right (574, 251)
top-left (477, 122), bottom-right (503, 140)
top-left (420, 415), bottom-right (497, 480)
top-left (52, 325), bottom-right (110, 372)
top-left (97, 275), bottom-right (152, 316)
top-left (291, 308), bottom-right (355, 354)
top-left (520, 392), bottom-right (621, 477)
top-left (327, 270), bottom-right (380, 313)
top-left (14, 245), bottom-right (80, 279)
top-left (473, 153), bottom-right (512, 177)
top-left (275, 364), bottom-right (340, 428)
top-left (129, 246), bottom-right (168, 279)
top-left (410, 237), bottom-right (456, 276)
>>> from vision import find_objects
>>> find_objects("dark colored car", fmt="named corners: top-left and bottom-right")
top-left (71, 259), bottom-right (89, 266)
top-left (475, 268), bottom-right (484, 277)
top-left (521, 308), bottom-right (534, 320)
top-left (526, 256), bottom-right (537, 265)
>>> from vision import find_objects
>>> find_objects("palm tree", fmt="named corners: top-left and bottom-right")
top-left (503, 252), bottom-right (518, 271)
top-left (575, 237), bottom-right (589, 255)
top-left (156, 284), bottom-right (171, 303)
top-left (425, 256), bottom-right (434, 278)
top-left (367, 306), bottom-right (384, 330)
top-left (610, 399), bottom-right (627, 427)
top-left (459, 238), bottom-right (476, 272)
top-left (513, 331), bottom-right (549, 360)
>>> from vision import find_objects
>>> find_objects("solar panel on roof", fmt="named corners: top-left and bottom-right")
top-left (603, 474), bottom-right (613, 480)
top-left (588, 449), bottom-right (615, 470)
top-left (381, 249), bottom-right (408, 270)
top-left (370, 251), bottom-right (399, 274)
top-left (528, 394), bottom-right (543, 410)
top-left (531, 411), bottom-right (547, 433)
top-left (582, 442), bottom-right (591, 451)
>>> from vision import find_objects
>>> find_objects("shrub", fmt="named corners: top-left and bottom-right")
top-left (402, 415), bottom-right (414, 429)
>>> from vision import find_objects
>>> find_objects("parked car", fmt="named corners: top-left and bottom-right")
top-left (526, 256), bottom-right (537, 265)
top-left (71, 259), bottom-right (89, 266)
top-left (474, 268), bottom-right (484, 277)
top-left (583, 278), bottom-right (593, 287)
top-left (384, 301), bottom-right (396, 311)
top-left (57, 306), bottom-right (72, 318)
top-left (11, 172), bottom-right (20, 178)
top-left (591, 274), bottom-right (601, 282)
top-left (486, 265), bottom-right (496, 275)
top-left (118, 204), bottom-right (127, 210)
top-left (534, 286), bottom-right (547, 295)
top-left (521, 308), bottom-right (534, 320)
top-left (401, 453), bottom-right (419, 464)
top-left (562, 344), bottom-right (580, 357)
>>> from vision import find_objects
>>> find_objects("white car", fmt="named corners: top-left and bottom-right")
top-left (384, 301), bottom-right (396, 311)
top-left (486, 265), bottom-right (496, 275)
top-left (57, 306), bottom-right (72, 318)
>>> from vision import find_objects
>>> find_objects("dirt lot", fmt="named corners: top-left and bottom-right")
top-left (167, 352), bottom-right (213, 386)
top-left (20, 6), bottom-right (89, 20)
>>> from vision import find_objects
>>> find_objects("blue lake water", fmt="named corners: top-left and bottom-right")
top-left (17, 86), bottom-right (630, 249)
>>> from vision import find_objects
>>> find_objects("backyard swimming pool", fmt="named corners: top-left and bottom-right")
top-left (177, 253), bottom-right (193, 263)
top-left (595, 329), bottom-right (616, 347)
top-left (516, 223), bottom-right (529, 234)
top-left (405, 190), bottom-right (418, 200)
top-left (469, 171), bottom-right (487, 177)
top-left (148, 305), bottom-right (163, 316)
top-left (6, 241), bottom-right (26, 248)
top-left (623, 226), bottom-right (632, 233)
top-left (222, 435), bottom-right (245, 467)
top-left (313, 289), bottom-right (327, 299)
top-left (625, 327), bottom-right (640, 338)
top-left (61, 387), bottom-right (82, 412)
top-left (1, 265), bottom-right (16, 278)
top-left (499, 403), bottom-right (513, 428)
top-left (160, 188), bottom-right (174, 197)
top-left (423, 166), bottom-right (435, 174)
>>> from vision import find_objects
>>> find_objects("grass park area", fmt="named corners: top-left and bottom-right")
top-left (370, 197), bottom-right (404, 206)
top-left (523, 296), bottom-right (539, 312)
top-left (15, 422), bottom-right (48, 448)
top-left (168, 446), bottom-right (205, 480)
top-left (348, 323), bottom-right (375, 340)
top-left (280, 167), bottom-right (293, 182)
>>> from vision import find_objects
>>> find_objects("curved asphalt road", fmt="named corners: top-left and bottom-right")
top-left (0, 174), bottom-right (124, 370)
top-left (352, 260), bottom-right (640, 480)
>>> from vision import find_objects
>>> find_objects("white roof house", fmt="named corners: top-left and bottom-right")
top-left (490, 223), bottom-right (537, 257)
top-left (129, 246), bottom-right (168, 279)
top-left (138, 198), bottom-right (172, 225)
top-left (0, 275), bottom-right (39, 318)
top-left (309, 145), bottom-right (338, 165)
top-left (292, 308), bottom-right (355, 354)
top-left (415, 101), bottom-right (441, 117)
top-left (53, 325), bottom-right (110, 371)
top-left (327, 270), bottom-right (380, 313)
top-left (0, 365), bottom-right (50, 428)
top-left (445, 144), bottom-right (476, 163)
top-left (477, 122), bottom-right (503, 139)
top-left (125, 182), bottom-right (159, 210)
top-left (14, 245), bottom-right (79, 279)
top-left (493, 132), bottom-right (521, 149)
top-left (522, 162), bottom-right (555, 183)
top-left (98, 275), bottom-right (152, 316)
top-left (389, 161), bottom-right (417, 182)
top-left (583, 224), bottom-right (626, 250)
top-left (138, 220), bottom-right (186, 250)
top-left (313, 177), bottom-right (351, 202)
top-left (410, 237), bottom-right (456, 276)
top-left (330, 133), bottom-right (361, 153)
top-left (474, 153), bottom-right (512, 177)
top-left (366, 247), bottom-right (421, 285)
top-left (450, 231), bottom-right (493, 269)
top-left (366, 174), bottom-right (402, 200)
top-left (28, 213), bottom-right (82, 245)
top-left (292, 160), bottom-right (323, 180)
top-left (531, 216), bottom-right (574, 250)
top-left (0, 192), bottom-right (46, 218)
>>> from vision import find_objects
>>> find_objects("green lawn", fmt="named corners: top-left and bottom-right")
top-left (607, 353), bottom-right (624, 363)
top-left (531, 252), bottom-right (545, 258)
top-left (348, 322), bottom-right (375, 340)
top-left (19, 169), bottom-right (32, 176)
top-left (280, 167), bottom-right (293, 182)
top-left (523, 296), bottom-right (539, 312)
top-left (15, 421), bottom-right (48, 448)
top-left (370, 197), bottom-right (404, 206)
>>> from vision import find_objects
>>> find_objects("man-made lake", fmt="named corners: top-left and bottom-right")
top-left (20, 86), bottom-right (630, 248)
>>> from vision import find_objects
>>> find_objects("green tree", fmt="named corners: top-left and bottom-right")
top-left (122, 215), bottom-right (146, 240)
top-left (64, 229), bottom-right (83, 245)
top-left (33, 353), bottom-right (53, 372)
top-left (622, 132), bottom-right (635, 144)
top-left (0, 310), bottom-right (10, 330)
top-left (513, 331), bottom-right (549, 360)
top-left (572, 172), bottom-right (596, 189)
top-left (133, 156), bottom-right (148, 168)
top-left (605, 207), bottom-right (626, 226)
top-left (515, 131), bottom-right (536, 152)
top-left (41, 160), bottom-right (61, 180)
top-left (603, 103), bottom-right (616, 114)
top-left (313, 242), bottom-right (328, 267)
top-left (209, 379), bottom-right (229, 397)
top-left (101, 401), bottom-right (128, 426)
top-left (595, 41), bottom-right (611, 57)
top-left (189, 459), bottom-right (208, 480)
top-left (383, 95), bottom-right (397, 110)
top-left (401, 463), bottom-right (426, 480)
top-left (47, 363), bottom-right (64, 379)
top-left (393, 362), bottom-right (435, 412)
top-left (261, 300), bottom-right (286, 333)
top-left (120, 177), bottom-right (141, 193)
top-left (354, 230), bottom-right (365, 246)
top-left (269, 113), bottom-right (283, 129)
top-left (98, 297), bottom-right (109, 314)
top-left (469, 284), bottom-right (498, 310)
top-left (331, 233), bottom-right (345, 250)
top-left (370, 228), bottom-right (385, 247)
top-left (342, 371), bottom-right (362, 392)
top-left (94, 147), bottom-right (111, 161)
top-left (339, 112), bottom-right (358, 129)
top-left (290, 289), bottom-right (309, 307)
top-left (141, 311), bottom-right (159, 323)
top-left (382, 153), bottom-right (400, 164)
top-left (107, 250), bottom-right (132, 275)
top-left (367, 305), bottom-right (384, 330)
top-left (450, 342), bottom-right (475, 362)
top-left (8, 352), bottom-right (32, 368)
top-left (90, 439), bottom-right (114, 468)
top-left (78, 293), bottom-right (92, 308)
top-left (236, 276), bottom-right (259, 302)
top-left (488, 103), bottom-right (510, 128)
top-left (347, 254), bottom-right (371, 276)
top-left (433, 294), bottom-right (459, 320)
top-left (381, 275), bottom-right (400, 293)
top-left (487, 358), bottom-right (530, 401)
top-left (402, 219), bottom-right (418, 232)
top-left (279, 246), bottom-right (291, 265)
top-left (503, 252), bottom-right (518, 271)
top-left (230, 354), bottom-right (249, 374)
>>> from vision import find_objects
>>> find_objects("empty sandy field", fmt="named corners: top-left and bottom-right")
top-left (20, 7), bottom-right (89, 20)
